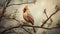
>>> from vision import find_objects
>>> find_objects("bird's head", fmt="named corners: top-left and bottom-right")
top-left (23, 5), bottom-right (28, 13)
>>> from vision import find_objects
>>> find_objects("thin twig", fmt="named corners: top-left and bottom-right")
top-left (0, 23), bottom-right (60, 34)
top-left (21, 27), bottom-right (32, 34)
top-left (0, 17), bottom-right (60, 34)
top-left (41, 8), bottom-right (60, 27)
top-left (7, 2), bottom-right (33, 8)
top-left (44, 9), bottom-right (53, 22)
top-left (44, 9), bottom-right (53, 27)
top-left (0, 0), bottom-right (12, 22)
top-left (12, 18), bottom-right (51, 30)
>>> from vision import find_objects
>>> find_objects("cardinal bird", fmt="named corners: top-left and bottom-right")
top-left (23, 5), bottom-right (36, 33)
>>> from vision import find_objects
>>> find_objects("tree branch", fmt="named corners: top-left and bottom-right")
top-left (1, 10), bottom-right (60, 34)
top-left (0, 24), bottom-right (49, 34)
top-left (0, 23), bottom-right (60, 34)
top-left (41, 7), bottom-right (60, 27)
top-left (43, 9), bottom-right (53, 27)
top-left (21, 27), bottom-right (32, 34)
top-left (7, 2), bottom-right (33, 8)
top-left (44, 9), bottom-right (53, 22)
top-left (0, 1), bottom-right (60, 33)
top-left (0, 0), bottom-right (12, 22)
top-left (0, 18), bottom-right (60, 34)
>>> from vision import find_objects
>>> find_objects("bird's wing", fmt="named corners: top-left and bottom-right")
top-left (27, 14), bottom-right (34, 24)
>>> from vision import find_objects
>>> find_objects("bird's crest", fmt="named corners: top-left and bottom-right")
top-left (23, 5), bottom-right (28, 13)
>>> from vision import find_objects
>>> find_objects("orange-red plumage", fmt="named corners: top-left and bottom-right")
top-left (23, 5), bottom-right (36, 33)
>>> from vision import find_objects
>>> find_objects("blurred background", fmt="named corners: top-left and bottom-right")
top-left (0, 0), bottom-right (60, 34)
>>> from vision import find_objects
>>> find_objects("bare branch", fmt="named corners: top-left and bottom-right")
top-left (0, 18), bottom-right (60, 34)
top-left (41, 5), bottom-right (60, 27)
top-left (44, 9), bottom-right (53, 22)
top-left (0, 23), bottom-right (60, 34)
top-left (0, 1), bottom-right (60, 33)
top-left (43, 9), bottom-right (53, 27)
top-left (6, 0), bottom-right (37, 8)
top-left (1, 11), bottom-right (60, 34)
top-left (0, 0), bottom-right (12, 22)
top-left (0, 16), bottom-right (60, 34)
top-left (12, 18), bottom-right (52, 30)
top-left (21, 27), bottom-right (32, 34)
top-left (7, 2), bottom-right (34, 8)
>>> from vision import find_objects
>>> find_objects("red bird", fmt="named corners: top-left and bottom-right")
top-left (23, 5), bottom-right (36, 33)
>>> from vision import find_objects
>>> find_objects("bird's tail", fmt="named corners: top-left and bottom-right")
top-left (33, 27), bottom-right (36, 33)
top-left (31, 23), bottom-right (36, 33)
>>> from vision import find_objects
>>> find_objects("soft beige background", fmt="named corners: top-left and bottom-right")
top-left (0, 0), bottom-right (60, 34)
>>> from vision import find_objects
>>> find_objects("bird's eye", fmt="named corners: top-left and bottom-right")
top-left (24, 11), bottom-right (25, 13)
top-left (23, 9), bottom-right (26, 13)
